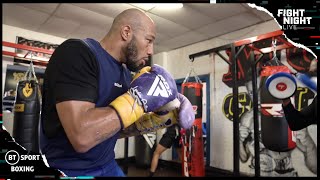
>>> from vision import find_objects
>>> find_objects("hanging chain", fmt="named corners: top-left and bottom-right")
top-left (183, 58), bottom-right (202, 83)
top-left (272, 39), bottom-right (277, 59)
top-left (23, 51), bottom-right (38, 83)
top-left (272, 39), bottom-right (281, 66)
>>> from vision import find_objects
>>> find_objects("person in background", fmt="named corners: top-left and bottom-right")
top-left (149, 125), bottom-right (181, 177)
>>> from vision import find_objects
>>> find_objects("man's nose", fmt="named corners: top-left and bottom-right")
top-left (147, 44), bottom-right (154, 56)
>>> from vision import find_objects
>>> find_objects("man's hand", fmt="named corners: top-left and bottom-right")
top-left (282, 98), bottom-right (291, 107)
top-left (110, 64), bottom-right (179, 129)
top-left (135, 110), bottom-right (178, 134)
top-left (119, 93), bottom-right (195, 136)
top-left (176, 93), bottom-right (195, 129)
top-left (132, 93), bottom-right (195, 134)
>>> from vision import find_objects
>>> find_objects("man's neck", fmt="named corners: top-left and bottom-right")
top-left (100, 36), bottom-right (123, 63)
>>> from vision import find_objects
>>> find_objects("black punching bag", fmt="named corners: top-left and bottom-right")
top-left (260, 65), bottom-right (296, 152)
top-left (13, 72), bottom-right (41, 153)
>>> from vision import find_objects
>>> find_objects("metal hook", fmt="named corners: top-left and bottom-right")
top-left (272, 39), bottom-right (277, 58)
top-left (189, 58), bottom-right (195, 71)
top-left (269, 39), bottom-right (281, 65)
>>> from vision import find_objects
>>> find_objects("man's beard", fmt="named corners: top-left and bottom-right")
top-left (125, 36), bottom-right (144, 72)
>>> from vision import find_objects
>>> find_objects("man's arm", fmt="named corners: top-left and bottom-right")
top-left (118, 124), bottom-right (140, 138)
top-left (118, 93), bottom-right (195, 138)
top-left (282, 98), bottom-right (316, 131)
top-left (56, 100), bottom-right (121, 153)
top-left (118, 109), bottom-right (180, 139)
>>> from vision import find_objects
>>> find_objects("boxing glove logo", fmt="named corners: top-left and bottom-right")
top-left (22, 83), bottom-right (33, 98)
top-left (147, 75), bottom-right (173, 97)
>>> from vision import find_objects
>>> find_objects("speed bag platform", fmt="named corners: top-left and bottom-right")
top-left (260, 66), bottom-right (296, 152)
top-left (181, 82), bottom-right (205, 177)
top-left (13, 80), bottom-right (41, 153)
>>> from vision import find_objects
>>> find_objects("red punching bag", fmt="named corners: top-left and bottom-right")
top-left (260, 63), bottom-right (297, 152)
top-left (181, 79), bottom-right (205, 177)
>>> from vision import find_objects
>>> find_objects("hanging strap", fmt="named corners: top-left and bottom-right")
top-left (21, 51), bottom-right (42, 102)
top-left (23, 51), bottom-right (39, 83)
top-left (266, 38), bottom-right (282, 66)
top-left (183, 61), bottom-right (202, 84)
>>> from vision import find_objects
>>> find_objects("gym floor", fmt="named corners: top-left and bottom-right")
top-left (118, 159), bottom-right (182, 177)
top-left (117, 159), bottom-right (236, 177)
top-left (125, 164), bottom-right (182, 177)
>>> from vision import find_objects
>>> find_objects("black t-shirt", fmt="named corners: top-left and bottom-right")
top-left (40, 38), bottom-right (132, 171)
top-left (283, 95), bottom-right (317, 131)
top-left (41, 39), bottom-right (98, 137)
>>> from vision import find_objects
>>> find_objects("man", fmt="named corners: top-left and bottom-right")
top-left (149, 125), bottom-right (181, 177)
top-left (40, 8), bottom-right (194, 177)
top-left (282, 59), bottom-right (317, 131)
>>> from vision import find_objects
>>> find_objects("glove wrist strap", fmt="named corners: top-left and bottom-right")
top-left (110, 92), bottom-right (144, 129)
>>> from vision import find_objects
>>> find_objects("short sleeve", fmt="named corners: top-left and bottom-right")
top-left (46, 39), bottom-right (98, 104)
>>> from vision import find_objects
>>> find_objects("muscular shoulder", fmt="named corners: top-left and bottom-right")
top-left (60, 39), bottom-right (89, 49)
top-left (49, 39), bottom-right (96, 67)
top-left (46, 39), bottom-right (99, 103)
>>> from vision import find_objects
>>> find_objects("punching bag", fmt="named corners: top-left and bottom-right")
top-left (181, 82), bottom-right (205, 177)
top-left (260, 65), bottom-right (296, 152)
top-left (13, 62), bottom-right (41, 153)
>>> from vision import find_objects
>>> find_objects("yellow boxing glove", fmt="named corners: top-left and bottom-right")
top-left (110, 65), bottom-right (179, 129)
top-left (135, 109), bottom-right (179, 134)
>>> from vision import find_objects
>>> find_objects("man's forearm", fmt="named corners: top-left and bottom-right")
top-left (84, 107), bottom-right (122, 144)
top-left (118, 124), bottom-right (140, 138)
top-left (282, 103), bottom-right (313, 131)
top-left (57, 103), bottom-right (122, 153)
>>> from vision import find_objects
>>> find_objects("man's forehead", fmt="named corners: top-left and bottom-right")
top-left (139, 23), bottom-right (156, 37)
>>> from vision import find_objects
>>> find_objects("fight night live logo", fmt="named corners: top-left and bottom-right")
top-left (277, 9), bottom-right (312, 30)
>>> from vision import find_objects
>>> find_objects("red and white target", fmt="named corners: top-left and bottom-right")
top-left (266, 72), bottom-right (297, 99)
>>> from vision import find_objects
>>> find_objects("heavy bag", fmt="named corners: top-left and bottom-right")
top-left (13, 64), bottom-right (41, 153)
top-left (180, 128), bottom-right (190, 177)
top-left (260, 65), bottom-right (296, 152)
top-left (181, 82), bottom-right (205, 177)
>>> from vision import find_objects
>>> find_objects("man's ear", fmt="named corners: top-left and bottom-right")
top-left (121, 25), bottom-right (132, 41)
